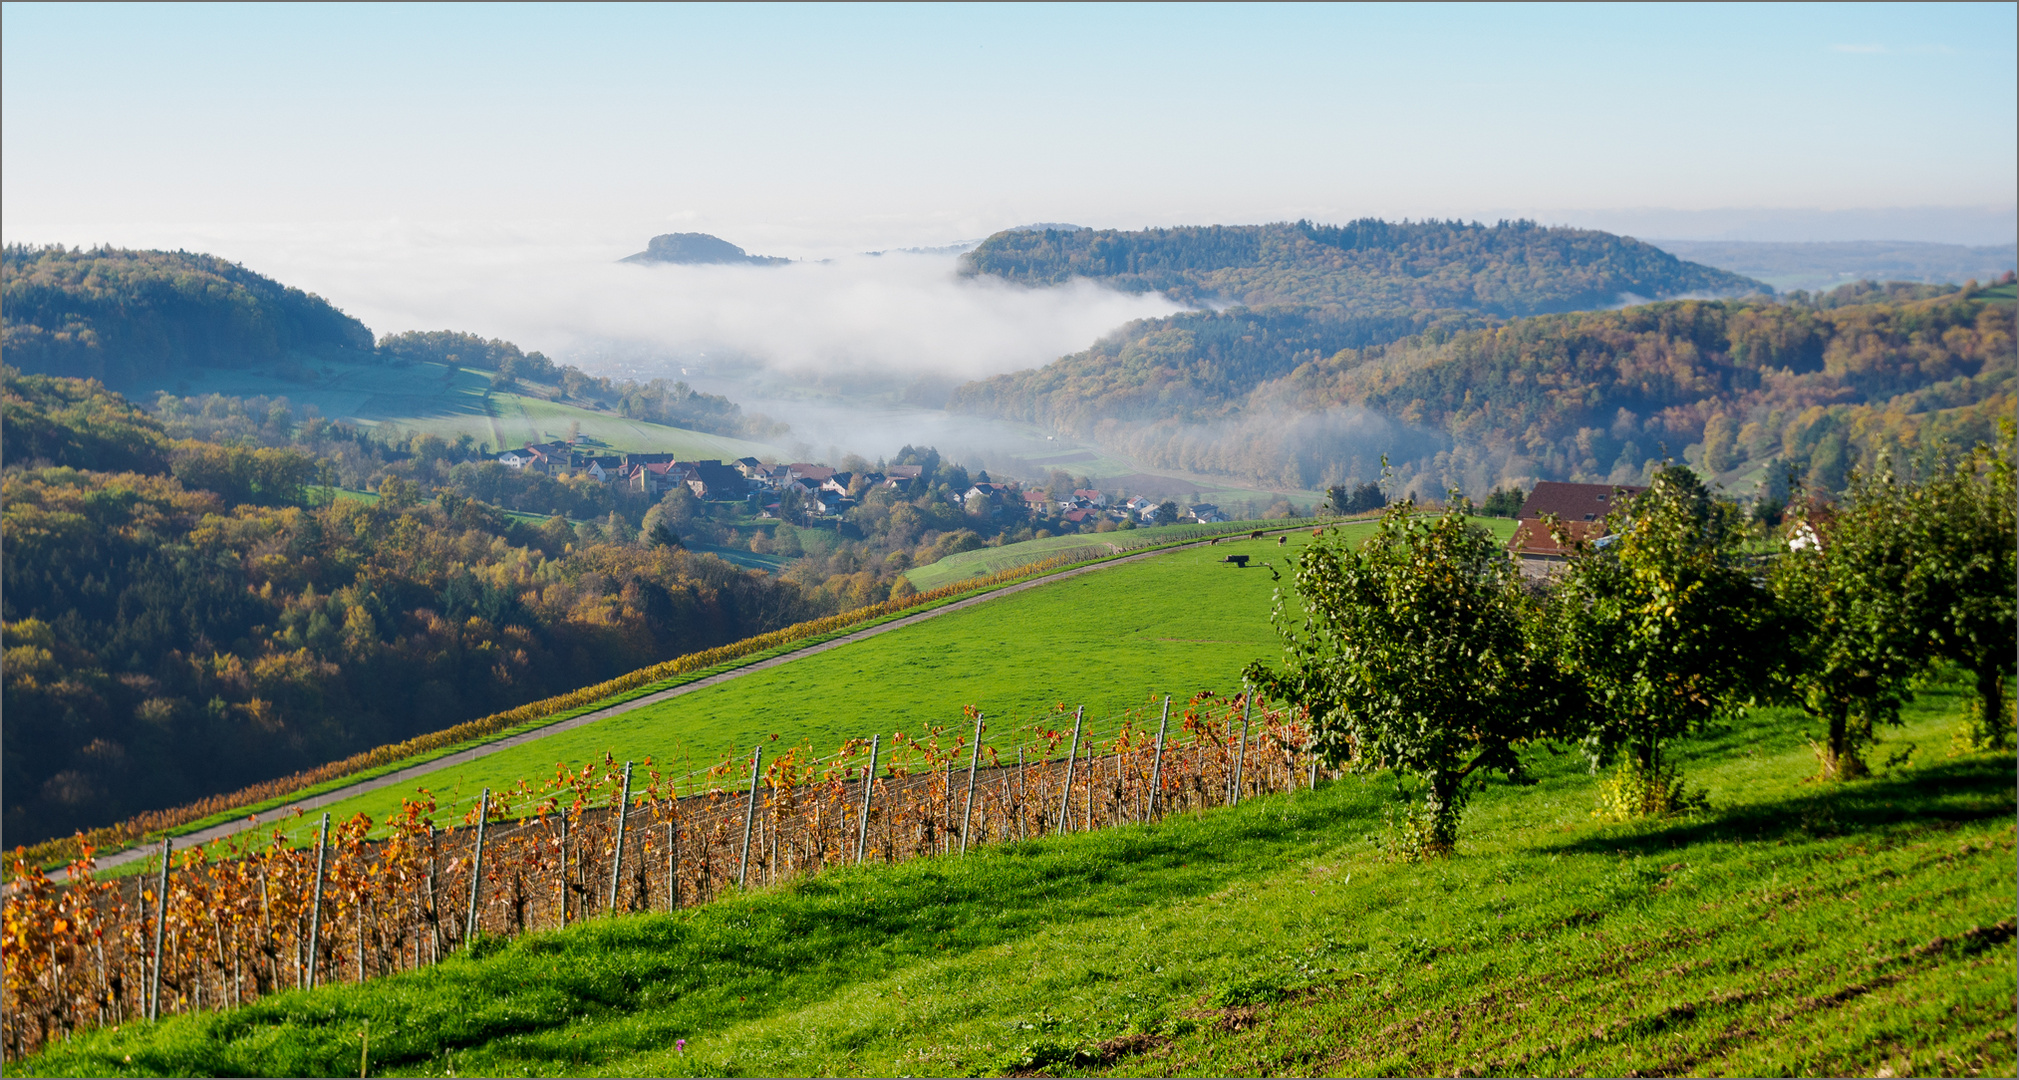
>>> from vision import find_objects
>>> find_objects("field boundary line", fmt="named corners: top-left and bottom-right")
top-left (68, 523), bottom-right (1327, 877)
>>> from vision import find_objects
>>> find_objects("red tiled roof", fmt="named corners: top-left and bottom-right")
top-left (1516, 481), bottom-right (1645, 523)
top-left (1508, 518), bottom-right (1607, 558)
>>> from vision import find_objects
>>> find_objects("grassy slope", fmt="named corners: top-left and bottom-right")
top-left (119, 358), bottom-right (781, 459)
top-left (904, 521), bottom-right (1279, 591)
top-left (247, 523), bottom-right (1501, 846)
top-left (19, 682), bottom-right (2012, 1078)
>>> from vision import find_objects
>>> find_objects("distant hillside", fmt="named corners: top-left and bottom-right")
top-left (951, 220), bottom-right (1771, 469)
top-left (1650, 239), bottom-right (2019, 293)
top-left (1, 245), bottom-right (375, 384)
top-left (961, 283), bottom-right (2015, 498)
top-left (952, 305), bottom-right (1486, 430)
top-left (620, 233), bottom-right (790, 266)
top-left (960, 219), bottom-right (1767, 313)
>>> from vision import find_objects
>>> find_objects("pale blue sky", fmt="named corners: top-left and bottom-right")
top-left (3, 1), bottom-right (2014, 251)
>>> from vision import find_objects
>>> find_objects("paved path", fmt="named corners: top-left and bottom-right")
top-left (74, 525), bottom-right (1312, 877)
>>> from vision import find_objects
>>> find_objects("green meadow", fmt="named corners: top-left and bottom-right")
top-left (117, 356), bottom-right (781, 459)
top-left (903, 521), bottom-right (1273, 591)
top-left (249, 524), bottom-right (1453, 841)
top-left (17, 676), bottom-right (2011, 1077)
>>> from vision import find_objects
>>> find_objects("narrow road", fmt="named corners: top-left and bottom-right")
top-left (73, 525), bottom-right (1317, 877)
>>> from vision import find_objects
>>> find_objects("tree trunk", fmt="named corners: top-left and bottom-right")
top-left (1976, 670), bottom-right (2012, 749)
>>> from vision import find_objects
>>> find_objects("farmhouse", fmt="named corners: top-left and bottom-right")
top-left (684, 460), bottom-right (748, 499)
top-left (1505, 480), bottom-right (1646, 572)
top-left (964, 482), bottom-right (1011, 514)
top-left (582, 456), bottom-right (622, 483)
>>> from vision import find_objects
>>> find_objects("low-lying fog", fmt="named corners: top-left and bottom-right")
top-left (202, 221), bottom-right (1180, 463)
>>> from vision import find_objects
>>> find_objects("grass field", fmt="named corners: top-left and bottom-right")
top-left (229, 525), bottom-right (1380, 843)
top-left (112, 357), bottom-right (782, 460)
top-left (218, 520), bottom-right (1513, 848)
top-left (18, 675), bottom-right (2012, 1077)
top-left (903, 521), bottom-right (1289, 591)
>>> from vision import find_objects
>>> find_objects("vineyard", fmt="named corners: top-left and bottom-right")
top-left (2, 693), bottom-right (1322, 1058)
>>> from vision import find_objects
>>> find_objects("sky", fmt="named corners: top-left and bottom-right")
top-left (3, 2), bottom-right (2015, 375)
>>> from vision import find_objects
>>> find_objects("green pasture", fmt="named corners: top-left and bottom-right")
top-left (20, 675), bottom-right (2012, 1077)
top-left (903, 520), bottom-right (1284, 591)
top-left (115, 357), bottom-right (781, 460)
top-left (249, 521), bottom-right (1529, 845)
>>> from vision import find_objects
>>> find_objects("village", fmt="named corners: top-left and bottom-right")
top-left (490, 440), bottom-right (1235, 526)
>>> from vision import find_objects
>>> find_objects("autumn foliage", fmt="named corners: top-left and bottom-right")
top-left (2, 693), bottom-right (1319, 1057)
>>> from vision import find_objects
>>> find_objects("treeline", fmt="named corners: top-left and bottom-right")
top-left (0, 246), bottom-right (374, 384)
top-left (959, 219), bottom-right (1764, 313)
top-left (1252, 441), bottom-right (2015, 854)
top-left (956, 283), bottom-right (2015, 499)
top-left (0, 372), bottom-right (823, 845)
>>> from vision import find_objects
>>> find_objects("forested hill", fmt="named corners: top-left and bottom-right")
top-left (960, 283), bottom-right (2015, 499)
top-left (951, 220), bottom-right (1771, 452)
top-left (2, 245), bottom-right (375, 384)
top-left (959, 219), bottom-right (1767, 314)
top-left (0, 370), bottom-right (825, 845)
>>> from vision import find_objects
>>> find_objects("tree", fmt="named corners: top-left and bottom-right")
top-left (1770, 485), bottom-right (1925, 779)
top-left (1325, 481), bottom-right (1387, 516)
top-left (1551, 464), bottom-right (1779, 815)
top-left (1246, 497), bottom-right (1568, 855)
top-left (1902, 424), bottom-right (2017, 747)
top-left (1477, 485), bottom-right (1524, 518)
top-left (1155, 499), bottom-right (1179, 525)
top-left (640, 504), bottom-right (683, 549)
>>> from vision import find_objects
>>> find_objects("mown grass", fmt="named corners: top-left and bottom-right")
top-left (903, 521), bottom-right (1276, 591)
top-left (249, 524), bottom-right (1450, 842)
top-left (16, 677), bottom-right (2011, 1078)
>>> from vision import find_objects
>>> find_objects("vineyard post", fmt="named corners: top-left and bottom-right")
top-left (855, 735), bottom-right (879, 865)
top-left (425, 824), bottom-right (439, 963)
top-left (607, 761), bottom-right (633, 913)
top-left (1231, 690), bottom-right (1253, 806)
top-left (464, 789), bottom-right (490, 946)
top-left (1017, 748), bottom-right (1027, 841)
top-left (1307, 738), bottom-right (1319, 789)
top-left (738, 747), bottom-right (762, 887)
top-left (147, 837), bottom-right (171, 1021)
top-left (307, 814), bottom-right (330, 990)
top-left (1083, 741), bottom-right (1093, 830)
top-left (1147, 696), bottom-right (1171, 820)
top-left (1056, 706), bottom-right (1083, 834)
top-left (959, 712), bottom-right (984, 855)
top-left (665, 809), bottom-right (679, 912)
top-left (554, 815), bottom-right (567, 926)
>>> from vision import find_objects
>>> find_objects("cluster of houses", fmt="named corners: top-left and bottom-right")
top-left (1003, 487), bottom-right (1228, 525)
top-left (492, 442), bottom-right (927, 517)
top-left (492, 441), bottom-right (1231, 525)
